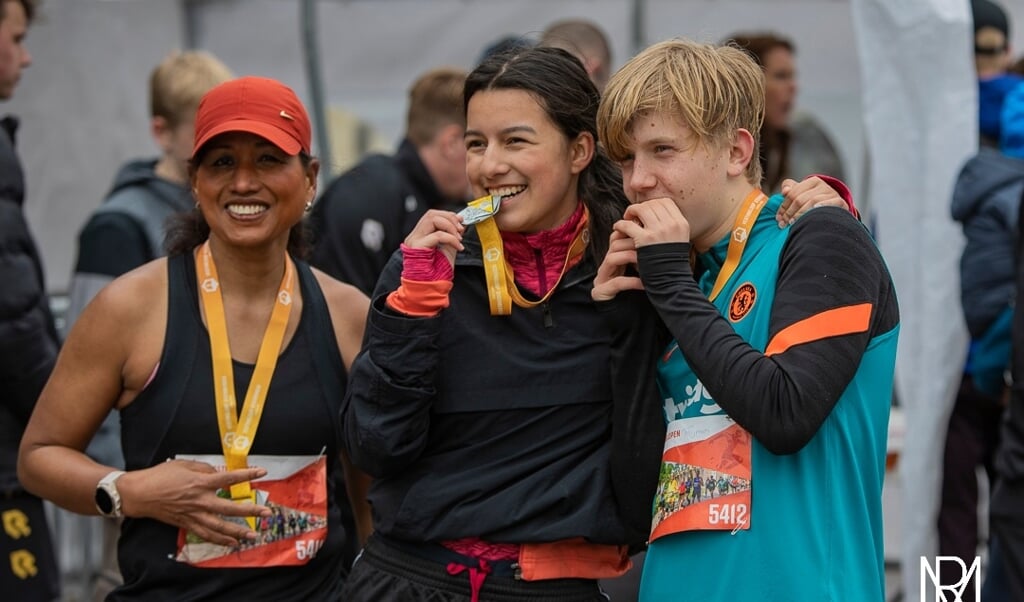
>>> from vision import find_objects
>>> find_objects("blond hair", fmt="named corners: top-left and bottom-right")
top-left (405, 67), bottom-right (467, 147)
top-left (598, 38), bottom-right (765, 185)
top-left (150, 50), bottom-right (233, 127)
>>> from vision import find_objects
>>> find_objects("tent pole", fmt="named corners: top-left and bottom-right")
top-left (182, 0), bottom-right (199, 50)
top-left (300, 0), bottom-right (332, 186)
top-left (630, 0), bottom-right (646, 57)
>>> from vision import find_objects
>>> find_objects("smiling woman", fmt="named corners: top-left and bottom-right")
top-left (338, 46), bottom-right (661, 602)
top-left (17, 76), bottom-right (372, 601)
top-left (167, 77), bottom-right (318, 258)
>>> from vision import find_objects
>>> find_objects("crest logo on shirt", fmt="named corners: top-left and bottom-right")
top-left (728, 283), bottom-right (756, 322)
top-left (360, 219), bottom-right (384, 252)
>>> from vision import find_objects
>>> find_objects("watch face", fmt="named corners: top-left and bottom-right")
top-left (95, 488), bottom-right (114, 515)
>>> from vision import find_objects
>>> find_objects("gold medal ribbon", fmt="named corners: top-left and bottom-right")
top-left (475, 205), bottom-right (589, 315)
top-left (708, 189), bottom-right (768, 302)
top-left (195, 241), bottom-right (295, 519)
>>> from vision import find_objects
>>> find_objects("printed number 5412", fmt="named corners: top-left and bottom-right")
top-left (708, 503), bottom-right (747, 525)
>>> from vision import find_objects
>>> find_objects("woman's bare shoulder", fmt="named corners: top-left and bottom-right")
top-left (90, 259), bottom-right (169, 317)
top-left (310, 268), bottom-right (370, 320)
top-left (309, 268), bottom-right (369, 369)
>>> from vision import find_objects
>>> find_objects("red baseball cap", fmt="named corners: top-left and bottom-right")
top-left (192, 76), bottom-right (311, 158)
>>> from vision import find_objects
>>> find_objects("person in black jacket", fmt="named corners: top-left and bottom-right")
top-left (309, 67), bottom-right (470, 296)
top-left (990, 138), bottom-right (1024, 602)
top-left (0, 1), bottom-right (60, 600)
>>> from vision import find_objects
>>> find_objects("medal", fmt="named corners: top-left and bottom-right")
top-left (457, 194), bottom-right (502, 225)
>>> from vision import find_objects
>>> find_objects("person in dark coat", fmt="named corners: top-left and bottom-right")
top-left (0, 1), bottom-right (61, 600)
top-left (309, 67), bottom-right (470, 296)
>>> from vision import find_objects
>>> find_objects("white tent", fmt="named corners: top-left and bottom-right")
top-left (9, 1), bottom-right (998, 600)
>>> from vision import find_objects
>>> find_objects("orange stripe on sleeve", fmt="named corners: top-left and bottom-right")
top-left (765, 303), bottom-right (872, 356)
top-left (386, 278), bottom-right (453, 317)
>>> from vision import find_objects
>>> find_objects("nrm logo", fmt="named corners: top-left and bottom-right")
top-left (920, 556), bottom-right (981, 602)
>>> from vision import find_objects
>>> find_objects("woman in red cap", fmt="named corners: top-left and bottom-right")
top-left (17, 76), bottom-right (371, 600)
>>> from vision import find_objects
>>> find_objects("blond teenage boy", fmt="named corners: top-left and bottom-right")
top-left (594, 38), bottom-right (900, 600)
top-left (67, 50), bottom-right (233, 333)
top-left (68, 47), bottom-right (232, 471)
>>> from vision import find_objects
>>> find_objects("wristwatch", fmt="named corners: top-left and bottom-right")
top-left (94, 470), bottom-right (127, 518)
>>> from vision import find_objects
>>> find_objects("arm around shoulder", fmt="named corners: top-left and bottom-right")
top-left (598, 289), bottom-right (669, 542)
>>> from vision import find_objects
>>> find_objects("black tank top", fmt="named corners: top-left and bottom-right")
top-left (111, 252), bottom-right (351, 601)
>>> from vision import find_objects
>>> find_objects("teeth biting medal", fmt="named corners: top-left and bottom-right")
top-left (457, 194), bottom-right (502, 225)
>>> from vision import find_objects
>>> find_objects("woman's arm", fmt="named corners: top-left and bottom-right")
top-left (775, 174), bottom-right (857, 226)
top-left (18, 263), bottom-right (268, 546)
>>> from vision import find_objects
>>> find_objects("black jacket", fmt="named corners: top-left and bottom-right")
top-left (951, 147), bottom-right (1023, 338)
top-left (341, 229), bottom-right (665, 548)
top-left (74, 159), bottom-right (191, 273)
top-left (999, 183), bottom-right (1024, 482)
top-left (309, 139), bottom-right (465, 296)
top-left (0, 116), bottom-right (59, 493)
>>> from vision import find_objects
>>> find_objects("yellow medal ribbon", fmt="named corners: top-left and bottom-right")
top-left (195, 241), bottom-right (295, 524)
top-left (707, 189), bottom-right (768, 302)
top-left (475, 205), bottom-right (589, 315)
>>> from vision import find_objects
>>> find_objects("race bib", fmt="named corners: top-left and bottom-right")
top-left (650, 415), bottom-right (752, 542)
top-left (174, 454), bottom-right (327, 568)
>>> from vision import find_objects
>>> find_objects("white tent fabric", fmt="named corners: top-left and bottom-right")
top-left (851, 1), bottom-right (974, 600)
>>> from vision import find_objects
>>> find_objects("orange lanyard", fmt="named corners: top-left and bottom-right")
top-left (195, 241), bottom-right (295, 507)
top-left (475, 206), bottom-right (589, 315)
top-left (708, 189), bottom-right (768, 302)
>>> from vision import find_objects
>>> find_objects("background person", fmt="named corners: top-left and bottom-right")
top-left (539, 18), bottom-right (613, 92)
top-left (727, 32), bottom-right (846, 193)
top-left (0, 0), bottom-right (61, 599)
top-left (934, 5), bottom-right (1024, 599)
top-left (310, 67), bottom-right (470, 296)
top-left (17, 76), bottom-right (370, 601)
top-left (972, 0), bottom-right (1023, 149)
